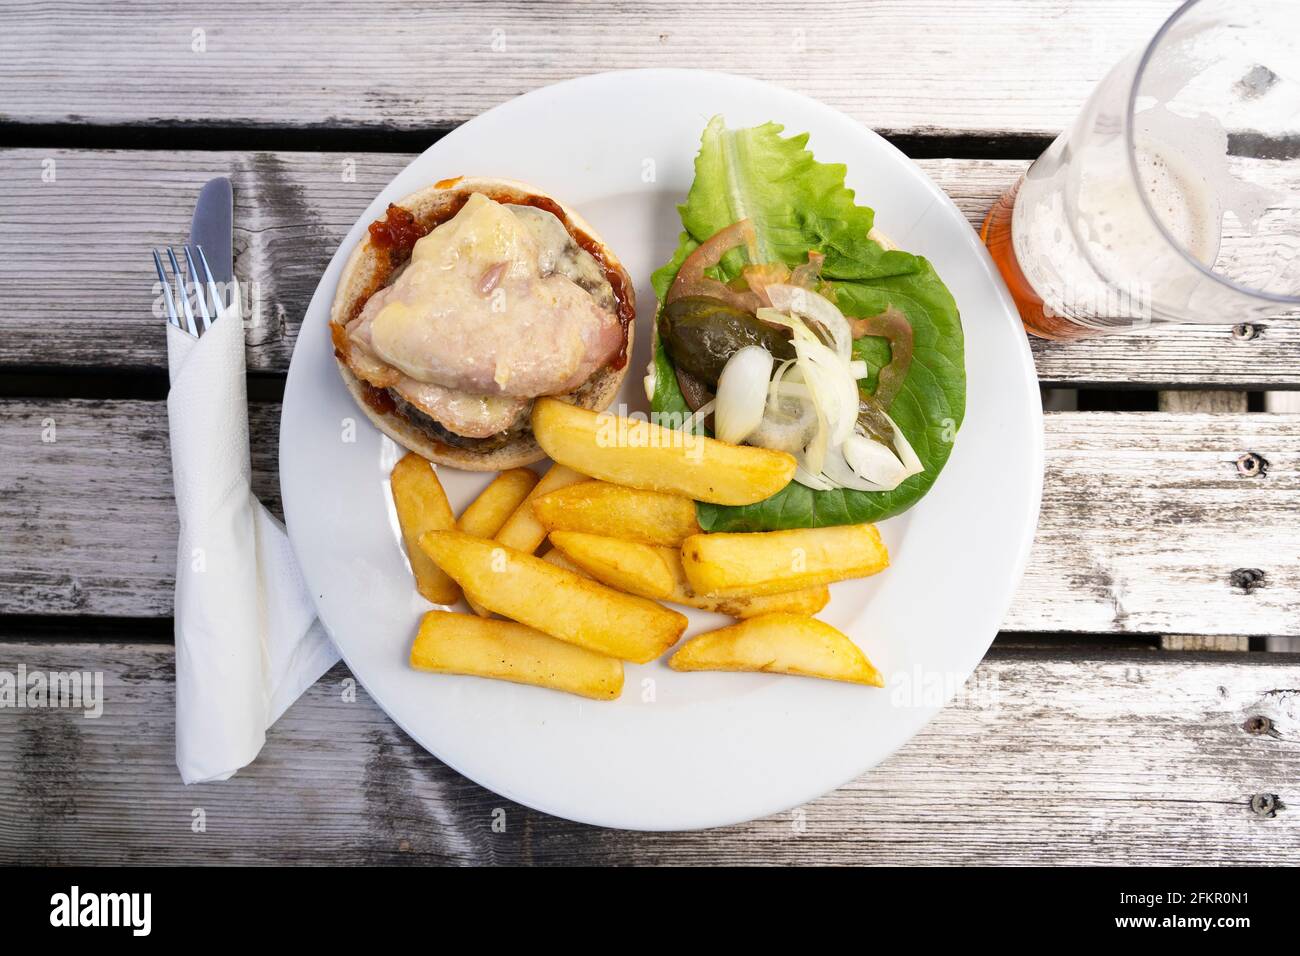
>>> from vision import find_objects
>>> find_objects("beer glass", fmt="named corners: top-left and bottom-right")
top-left (981, 0), bottom-right (1300, 339)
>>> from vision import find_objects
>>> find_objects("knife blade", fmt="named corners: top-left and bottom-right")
top-left (189, 176), bottom-right (234, 309)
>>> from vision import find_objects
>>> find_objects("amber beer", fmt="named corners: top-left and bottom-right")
top-left (980, 179), bottom-right (1099, 340)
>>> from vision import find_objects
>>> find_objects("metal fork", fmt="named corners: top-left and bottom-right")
top-left (153, 245), bottom-right (222, 337)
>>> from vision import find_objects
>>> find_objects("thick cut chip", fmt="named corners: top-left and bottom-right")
top-left (669, 612), bottom-right (883, 686)
top-left (410, 610), bottom-right (623, 700)
top-left (681, 524), bottom-right (888, 598)
top-left (531, 398), bottom-right (795, 506)
top-left (420, 530), bottom-right (687, 663)
top-left (390, 452), bottom-right (460, 604)
top-left (549, 531), bottom-right (829, 618)
top-left (531, 480), bottom-right (701, 547)
top-left (457, 468), bottom-right (539, 539)
top-left (467, 463), bottom-right (586, 617)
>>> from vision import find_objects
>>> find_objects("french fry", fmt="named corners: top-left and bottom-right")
top-left (681, 523), bottom-right (889, 598)
top-left (420, 530), bottom-right (687, 663)
top-left (712, 588), bottom-right (830, 619)
top-left (549, 531), bottom-right (677, 598)
top-left (549, 531), bottom-right (830, 618)
top-left (456, 468), bottom-right (538, 539)
top-left (467, 463), bottom-right (585, 617)
top-left (531, 480), bottom-right (701, 547)
top-left (541, 548), bottom-right (591, 577)
top-left (530, 397), bottom-right (796, 506)
top-left (668, 613), bottom-right (884, 686)
top-left (410, 610), bottom-right (624, 700)
top-left (494, 462), bottom-right (586, 554)
top-left (389, 452), bottom-right (460, 605)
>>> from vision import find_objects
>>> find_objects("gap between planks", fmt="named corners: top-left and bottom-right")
top-left (2, 400), bottom-right (1299, 638)
top-left (0, 640), bottom-right (1295, 864)
top-left (1, 148), bottom-right (1296, 388)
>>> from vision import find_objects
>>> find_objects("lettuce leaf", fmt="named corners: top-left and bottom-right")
top-left (651, 118), bottom-right (966, 532)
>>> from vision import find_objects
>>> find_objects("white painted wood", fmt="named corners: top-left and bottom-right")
top-left (1264, 392), bottom-right (1300, 652)
top-left (1164, 387), bottom-right (1253, 650)
top-left (2, 148), bottom-right (1294, 387)
top-left (1012, 410), bottom-right (1297, 636)
top-left (0, 641), bottom-right (1294, 864)
top-left (3, 400), bottom-right (1297, 637)
top-left (0, 1), bottom-right (1180, 136)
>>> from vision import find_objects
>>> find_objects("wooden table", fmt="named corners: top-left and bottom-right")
top-left (2, 0), bottom-right (1297, 865)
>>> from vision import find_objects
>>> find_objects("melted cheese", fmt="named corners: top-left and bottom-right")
top-left (363, 193), bottom-right (621, 399)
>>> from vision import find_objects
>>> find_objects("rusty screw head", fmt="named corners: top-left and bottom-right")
top-left (1231, 568), bottom-right (1266, 592)
top-left (1236, 452), bottom-right (1267, 478)
top-left (1250, 792), bottom-right (1280, 817)
top-left (1242, 715), bottom-right (1274, 735)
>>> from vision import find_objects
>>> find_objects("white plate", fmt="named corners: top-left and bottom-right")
top-left (281, 70), bottom-right (1043, 830)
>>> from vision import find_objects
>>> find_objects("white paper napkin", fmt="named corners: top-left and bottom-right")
top-left (166, 286), bottom-right (339, 784)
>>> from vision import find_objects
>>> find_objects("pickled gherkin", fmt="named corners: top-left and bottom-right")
top-left (659, 296), bottom-right (795, 387)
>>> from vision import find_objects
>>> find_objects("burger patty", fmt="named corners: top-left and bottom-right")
top-left (390, 393), bottom-right (529, 452)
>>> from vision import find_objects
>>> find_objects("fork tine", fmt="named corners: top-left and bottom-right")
top-left (184, 246), bottom-right (213, 332)
top-left (153, 249), bottom-right (181, 330)
top-left (195, 245), bottom-right (225, 319)
top-left (166, 247), bottom-right (199, 336)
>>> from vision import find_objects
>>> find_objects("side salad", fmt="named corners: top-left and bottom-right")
top-left (649, 117), bottom-right (966, 532)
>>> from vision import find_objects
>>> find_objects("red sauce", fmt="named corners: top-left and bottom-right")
top-left (353, 189), bottom-right (633, 369)
top-left (367, 203), bottom-right (427, 258)
top-left (360, 382), bottom-right (397, 414)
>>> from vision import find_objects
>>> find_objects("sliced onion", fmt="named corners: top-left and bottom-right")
top-left (752, 303), bottom-right (862, 478)
top-left (766, 284), bottom-right (853, 364)
top-left (881, 407), bottom-right (925, 477)
top-left (842, 434), bottom-right (910, 488)
top-left (793, 338), bottom-right (858, 447)
top-left (801, 395), bottom-right (830, 476)
top-left (768, 358), bottom-right (798, 413)
top-left (643, 357), bottom-right (655, 403)
top-left (714, 346), bottom-right (773, 445)
top-left (793, 465), bottom-right (837, 491)
top-left (822, 443), bottom-right (892, 492)
top-left (769, 379), bottom-right (813, 402)
top-left (736, 290), bottom-right (924, 495)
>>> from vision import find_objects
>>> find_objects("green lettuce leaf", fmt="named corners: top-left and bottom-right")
top-left (651, 118), bottom-right (966, 532)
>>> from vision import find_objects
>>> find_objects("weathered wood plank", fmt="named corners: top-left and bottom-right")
top-left (1263, 392), bottom-right (1300, 653)
top-left (0, 1), bottom-right (1179, 137)
top-left (1164, 387), bottom-right (1253, 650)
top-left (1159, 391), bottom-right (1249, 414)
top-left (3, 149), bottom-right (1294, 388)
top-left (3, 400), bottom-right (1298, 637)
top-left (0, 640), bottom-right (1294, 864)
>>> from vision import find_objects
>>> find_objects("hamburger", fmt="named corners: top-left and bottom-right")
top-left (330, 177), bottom-right (635, 469)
